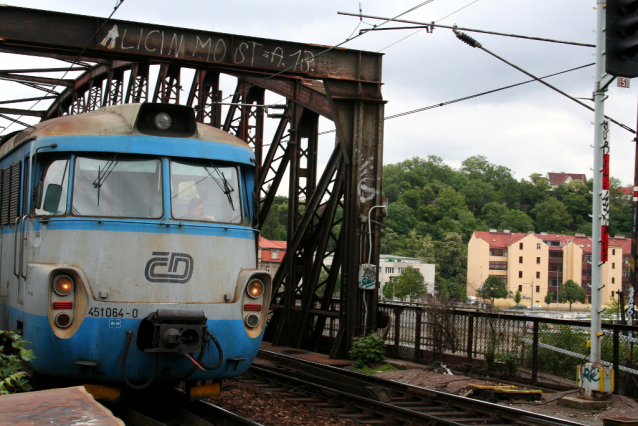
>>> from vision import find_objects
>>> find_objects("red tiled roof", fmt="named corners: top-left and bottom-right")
top-left (619, 187), bottom-right (632, 195)
top-left (259, 236), bottom-right (287, 249)
top-left (474, 231), bottom-right (631, 255)
top-left (547, 172), bottom-right (587, 185)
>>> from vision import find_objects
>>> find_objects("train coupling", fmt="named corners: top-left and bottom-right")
top-left (136, 310), bottom-right (207, 354)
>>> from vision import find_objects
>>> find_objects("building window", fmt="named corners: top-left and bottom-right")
top-left (613, 249), bottom-right (616, 256)
top-left (549, 251), bottom-right (563, 259)
top-left (549, 264), bottom-right (563, 272)
top-left (536, 286), bottom-right (540, 293)
top-left (549, 276), bottom-right (563, 287)
top-left (612, 277), bottom-right (615, 284)
top-left (537, 243), bottom-right (541, 250)
top-left (265, 267), bottom-right (270, 273)
top-left (489, 261), bottom-right (507, 270)
top-left (583, 254), bottom-right (592, 263)
top-left (623, 269), bottom-right (631, 277)
top-left (490, 275), bottom-right (507, 285)
top-left (583, 268), bottom-right (592, 276)
top-left (519, 256), bottom-right (523, 264)
top-left (536, 257), bottom-right (541, 264)
top-left (536, 271), bottom-right (540, 279)
top-left (612, 263), bottom-right (615, 269)
top-left (490, 249), bottom-right (507, 257)
top-left (612, 291), bottom-right (615, 297)
top-left (520, 243), bottom-right (524, 250)
top-left (519, 271), bottom-right (523, 278)
top-left (271, 250), bottom-right (279, 260)
top-left (398, 267), bottom-right (405, 273)
top-left (518, 285), bottom-right (522, 292)
top-left (385, 267), bottom-right (394, 274)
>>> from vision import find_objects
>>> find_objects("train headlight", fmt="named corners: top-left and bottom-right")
top-left (53, 275), bottom-right (74, 296)
top-left (55, 312), bottom-right (72, 328)
top-left (246, 279), bottom-right (264, 299)
top-left (154, 112), bottom-right (172, 130)
top-left (244, 314), bottom-right (260, 328)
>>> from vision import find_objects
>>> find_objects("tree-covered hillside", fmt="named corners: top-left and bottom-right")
top-left (261, 155), bottom-right (633, 299)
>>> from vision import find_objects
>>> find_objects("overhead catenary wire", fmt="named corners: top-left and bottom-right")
top-left (206, 0), bottom-right (436, 109)
top-left (339, 11), bottom-right (595, 48)
top-left (451, 27), bottom-right (634, 134)
top-left (379, 0), bottom-right (480, 52)
top-left (318, 62), bottom-right (598, 136)
top-left (0, 0), bottom-right (126, 136)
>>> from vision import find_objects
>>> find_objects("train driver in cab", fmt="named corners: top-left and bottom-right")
top-left (187, 197), bottom-right (214, 221)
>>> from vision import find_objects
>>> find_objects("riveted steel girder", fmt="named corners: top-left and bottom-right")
top-left (0, 6), bottom-right (384, 358)
top-left (0, 6), bottom-right (381, 84)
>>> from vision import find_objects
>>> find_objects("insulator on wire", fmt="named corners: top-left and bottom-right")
top-left (267, 113), bottom-right (287, 119)
top-left (453, 26), bottom-right (481, 48)
top-left (267, 104), bottom-right (287, 110)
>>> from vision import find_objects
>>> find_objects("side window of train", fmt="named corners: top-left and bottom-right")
top-left (35, 159), bottom-right (70, 216)
top-left (0, 161), bottom-right (22, 225)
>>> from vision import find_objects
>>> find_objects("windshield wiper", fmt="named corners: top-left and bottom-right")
top-left (92, 155), bottom-right (118, 206)
top-left (206, 164), bottom-right (235, 210)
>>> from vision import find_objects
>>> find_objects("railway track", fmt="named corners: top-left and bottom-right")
top-left (246, 349), bottom-right (587, 426)
top-left (104, 387), bottom-right (263, 426)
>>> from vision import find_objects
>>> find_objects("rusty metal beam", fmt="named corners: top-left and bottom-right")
top-left (0, 107), bottom-right (46, 117)
top-left (0, 73), bottom-right (74, 87)
top-left (0, 6), bottom-right (382, 83)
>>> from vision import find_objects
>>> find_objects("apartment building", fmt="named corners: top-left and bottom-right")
top-left (378, 255), bottom-right (436, 300)
top-left (323, 254), bottom-right (435, 300)
top-left (467, 230), bottom-right (630, 308)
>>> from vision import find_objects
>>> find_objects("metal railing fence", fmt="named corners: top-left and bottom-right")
top-left (377, 303), bottom-right (638, 396)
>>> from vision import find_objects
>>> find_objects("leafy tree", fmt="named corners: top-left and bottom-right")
top-left (545, 291), bottom-right (554, 308)
top-left (558, 280), bottom-right (587, 311)
top-left (530, 197), bottom-right (572, 232)
top-left (499, 209), bottom-right (534, 233)
top-left (394, 266), bottom-right (427, 301)
top-left (399, 230), bottom-right (435, 263)
top-left (478, 275), bottom-right (508, 305)
top-left (514, 291), bottom-right (522, 304)
top-left (434, 232), bottom-right (467, 298)
top-left (480, 202), bottom-right (508, 229)
top-left (384, 202), bottom-right (416, 235)
top-left (383, 276), bottom-right (398, 300)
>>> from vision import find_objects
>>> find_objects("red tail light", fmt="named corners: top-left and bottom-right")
top-left (53, 302), bottom-right (73, 310)
top-left (244, 304), bottom-right (262, 312)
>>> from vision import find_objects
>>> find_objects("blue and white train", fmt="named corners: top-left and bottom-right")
top-left (0, 103), bottom-right (271, 396)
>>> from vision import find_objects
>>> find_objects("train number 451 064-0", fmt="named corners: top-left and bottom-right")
top-left (87, 307), bottom-right (139, 318)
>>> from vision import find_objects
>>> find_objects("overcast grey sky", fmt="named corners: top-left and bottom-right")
top-left (1, 1), bottom-right (636, 186)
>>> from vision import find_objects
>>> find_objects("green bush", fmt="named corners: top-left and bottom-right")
top-left (498, 351), bottom-right (519, 377)
top-left (0, 331), bottom-right (35, 395)
top-left (349, 333), bottom-right (386, 369)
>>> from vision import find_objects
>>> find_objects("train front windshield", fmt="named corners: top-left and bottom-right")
top-left (35, 155), bottom-right (244, 224)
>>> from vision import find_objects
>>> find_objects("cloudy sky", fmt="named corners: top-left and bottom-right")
top-left (1, 0), bottom-right (636, 186)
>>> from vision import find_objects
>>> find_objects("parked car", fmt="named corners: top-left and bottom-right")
top-left (510, 304), bottom-right (527, 309)
top-left (529, 304), bottom-right (542, 310)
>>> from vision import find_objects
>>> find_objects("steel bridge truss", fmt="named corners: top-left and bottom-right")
top-left (0, 6), bottom-right (385, 358)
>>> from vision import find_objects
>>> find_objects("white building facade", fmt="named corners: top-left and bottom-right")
top-left (378, 255), bottom-right (436, 301)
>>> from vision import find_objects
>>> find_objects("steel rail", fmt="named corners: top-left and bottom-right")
top-left (104, 387), bottom-right (263, 426)
top-left (255, 350), bottom-right (587, 426)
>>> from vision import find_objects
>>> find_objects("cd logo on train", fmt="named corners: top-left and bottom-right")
top-left (144, 252), bottom-right (194, 283)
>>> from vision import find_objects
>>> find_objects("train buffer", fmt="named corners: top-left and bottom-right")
top-left (465, 383), bottom-right (543, 402)
top-left (0, 386), bottom-right (124, 425)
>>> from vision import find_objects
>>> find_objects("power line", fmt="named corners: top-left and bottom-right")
top-left (210, 1), bottom-right (436, 107)
top-left (318, 63), bottom-right (596, 135)
top-left (379, 0), bottom-right (480, 52)
top-left (338, 12), bottom-right (595, 48)
top-left (452, 27), bottom-right (634, 134)
top-left (0, 0), bottom-right (126, 135)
